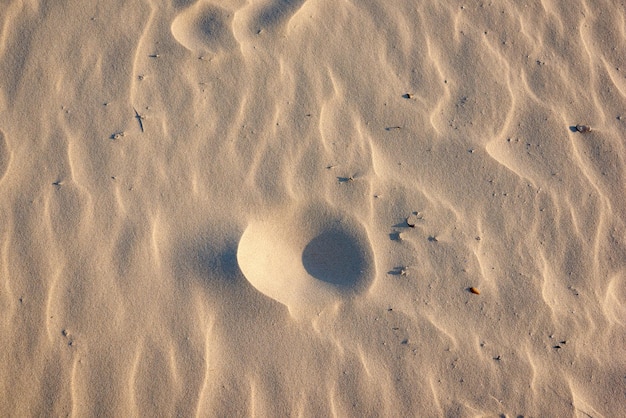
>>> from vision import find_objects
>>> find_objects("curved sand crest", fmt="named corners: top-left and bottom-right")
top-left (0, 131), bottom-right (8, 181)
top-left (237, 202), bottom-right (375, 317)
top-left (171, 2), bottom-right (237, 54)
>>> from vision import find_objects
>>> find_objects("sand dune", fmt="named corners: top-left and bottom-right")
top-left (1, 0), bottom-right (625, 416)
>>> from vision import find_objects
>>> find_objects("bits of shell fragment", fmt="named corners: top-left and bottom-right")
top-left (576, 124), bottom-right (591, 133)
top-left (469, 287), bottom-right (480, 295)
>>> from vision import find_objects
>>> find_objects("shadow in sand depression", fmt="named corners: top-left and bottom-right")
top-left (301, 229), bottom-right (367, 287)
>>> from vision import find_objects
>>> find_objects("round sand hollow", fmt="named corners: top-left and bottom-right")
top-left (236, 202), bottom-right (375, 316)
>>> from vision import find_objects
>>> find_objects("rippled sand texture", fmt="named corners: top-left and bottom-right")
top-left (1, 0), bottom-right (625, 416)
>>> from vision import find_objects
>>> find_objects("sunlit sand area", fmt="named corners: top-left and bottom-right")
top-left (1, 0), bottom-right (624, 416)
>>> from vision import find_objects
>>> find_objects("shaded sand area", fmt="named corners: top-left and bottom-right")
top-left (1, 0), bottom-right (625, 416)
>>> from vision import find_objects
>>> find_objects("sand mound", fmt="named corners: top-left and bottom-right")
top-left (237, 202), bottom-right (375, 316)
top-left (171, 2), bottom-right (237, 54)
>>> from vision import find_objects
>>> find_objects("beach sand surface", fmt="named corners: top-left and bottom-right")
top-left (1, 0), bottom-right (625, 416)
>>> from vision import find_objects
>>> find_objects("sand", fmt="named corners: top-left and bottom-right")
top-left (1, 0), bottom-right (625, 416)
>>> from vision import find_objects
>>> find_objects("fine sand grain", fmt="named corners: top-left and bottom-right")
top-left (1, 0), bottom-right (625, 416)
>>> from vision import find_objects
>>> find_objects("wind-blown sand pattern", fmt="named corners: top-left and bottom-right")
top-left (1, 0), bottom-right (625, 416)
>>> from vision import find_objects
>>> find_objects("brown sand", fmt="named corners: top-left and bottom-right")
top-left (1, 0), bottom-right (625, 416)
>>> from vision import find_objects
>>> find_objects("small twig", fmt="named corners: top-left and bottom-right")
top-left (388, 266), bottom-right (408, 276)
top-left (489, 394), bottom-right (502, 404)
top-left (133, 107), bottom-right (145, 133)
top-left (337, 176), bottom-right (355, 183)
